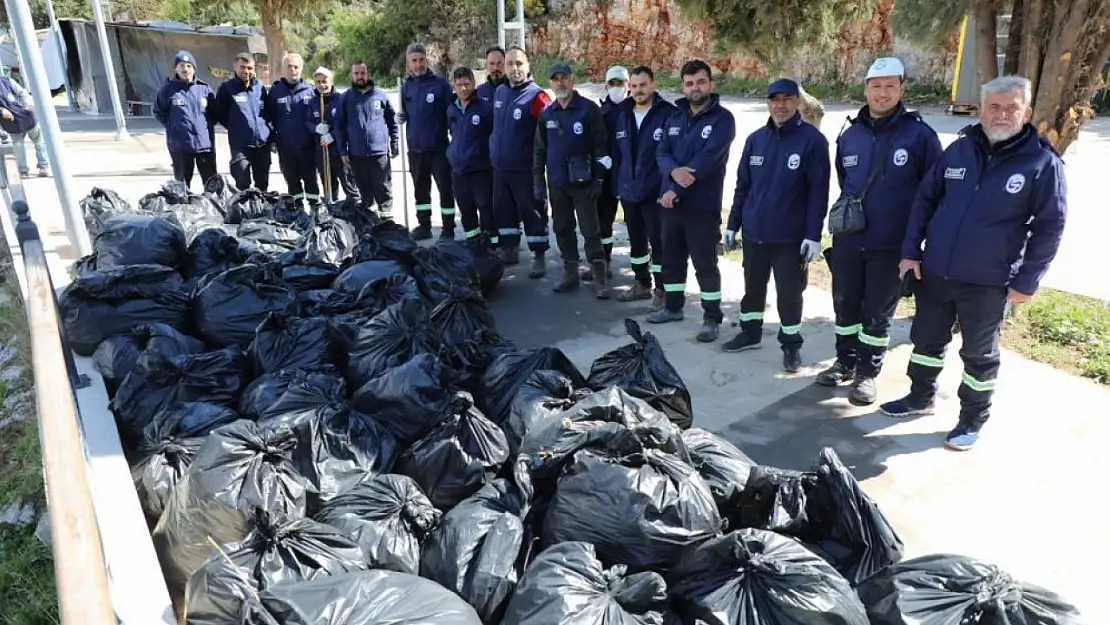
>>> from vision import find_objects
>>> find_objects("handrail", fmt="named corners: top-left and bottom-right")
top-left (10, 197), bottom-right (116, 625)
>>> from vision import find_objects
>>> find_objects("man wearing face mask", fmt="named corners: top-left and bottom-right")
top-left (401, 43), bottom-right (455, 239)
top-left (477, 46), bottom-right (508, 101)
top-left (815, 58), bottom-right (942, 405)
top-left (880, 75), bottom-right (1066, 451)
top-left (649, 60), bottom-right (736, 343)
top-left (153, 50), bottom-right (217, 189)
top-left (722, 78), bottom-right (830, 372)
top-left (305, 67), bottom-right (360, 203)
top-left (533, 61), bottom-right (610, 296)
top-left (215, 52), bottom-right (273, 190)
top-left (270, 52), bottom-right (321, 210)
top-left (580, 65), bottom-right (628, 283)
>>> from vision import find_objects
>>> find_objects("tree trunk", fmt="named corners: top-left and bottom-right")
top-left (972, 0), bottom-right (999, 85)
top-left (260, 6), bottom-right (287, 84)
top-left (1003, 0), bottom-right (1023, 75)
top-left (1018, 0), bottom-right (1046, 95)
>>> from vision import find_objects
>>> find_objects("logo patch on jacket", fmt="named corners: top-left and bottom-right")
top-left (373, 100), bottom-right (383, 109)
top-left (172, 96), bottom-right (187, 106)
top-left (277, 96), bottom-right (289, 104)
top-left (668, 126), bottom-right (680, 136)
top-left (1005, 173), bottom-right (1026, 194)
top-left (546, 120), bottom-right (558, 129)
top-left (701, 125), bottom-right (713, 139)
top-left (842, 155), bottom-right (858, 167)
top-left (573, 121), bottom-right (584, 135)
top-left (787, 153), bottom-right (801, 170)
top-left (893, 148), bottom-right (909, 167)
top-left (471, 114), bottom-right (481, 125)
top-left (426, 92), bottom-right (435, 103)
top-left (234, 93), bottom-right (248, 103)
top-left (616, 130), bottom-right (628, 139)
top-left (513, 108), bottom-right (522, 120)
top-left (494, 100), bottom-right (503, 108)
top-left (750, 155), bottom-right (764, 166)
top-left (653, 128), bottom-right (663, 141)
top-left (944, 167), bottom-right (966, 180)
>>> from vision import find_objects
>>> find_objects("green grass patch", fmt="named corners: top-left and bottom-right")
top-left (654, 75), bottom-right (950, 106)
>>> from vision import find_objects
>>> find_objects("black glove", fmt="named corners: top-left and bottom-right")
top-left (390, 142), bottom-right (400, 158)
top-left (533, 177), bottom-right (547, 201)
top-left (588, 178), bottom-right (603, 200)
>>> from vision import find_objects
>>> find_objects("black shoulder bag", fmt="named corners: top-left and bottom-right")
top-left (828, 131), bottom-right (892, 236)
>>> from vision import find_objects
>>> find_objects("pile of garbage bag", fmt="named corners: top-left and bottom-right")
top-left (63, 183), bottom-right (1086, 624)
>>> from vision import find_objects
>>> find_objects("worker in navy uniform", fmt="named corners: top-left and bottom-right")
top-left (215, 52), bottom-right (272, 190)
top-left (491, 46), bottom-right (553, 275)
top-left (305, 67), bottom-right (359, 203)
top-left (611, 65), bottom-right (675, 307)
top-left (722, 77), bottom-right (831, 372)
top-left (333, 60), bottom-right (400, 220)
top-left (880, 75), bottom-right (1067, 451)
top-left (815, 58), bottom-right (943, 404)
top-left (477, 46), bottom-right (508, 101)
top-left (152, 50), bottom-right (216, 189)
top-left (581, 65), bottom-right (628, 283)
top-left (447, 66), bottom-right (496, 242)
top-left (269, 52), bottom-right (321, 209)
top-left (648, 60), bottom-right (736, 343)
top-left (401, 43), bottom-right (456, 239)
top-left (533, 61), bottom-right (610, 297)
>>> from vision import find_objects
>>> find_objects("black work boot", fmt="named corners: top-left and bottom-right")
top-left (618, 282), bottom-right (653, 302)
top-left (650, 288), bottom-right (665, 311)
top-left (529, 252), bottom-right (546, 279)
top-left (502, 246), bottom-right (520, 266)
top-left (439, 217), bottom-right (456, 240)
top-left (849, 376), bottom-right (878, 405)
top-left (696, 320), bottom-right (720, 343)
top-left (782, 346), bottom-right (803, 373)
top-left (411, 224), bottom-right (433, 240)
top-left (815, 361), bottom-right (855, 387)
top-left (553, 262), bottom-right (580, 293)
top-left (722, 332), bottom-right (762, 353)
top-left (593, 260), bottom-right (610, 299)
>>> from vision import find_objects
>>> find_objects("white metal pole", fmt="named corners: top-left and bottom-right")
top-left (396, 76), bottom-right (409, 230)
top-left (2, 0), bottom-right (93, 256)
top-left (89, 0), bottom-right (129, 139)
top-left (497, 0), bottom-right (506, 49)
top-left (43, 0), bottom-right (78, 112)
top-left (515, 0), bottom-right (525, 49)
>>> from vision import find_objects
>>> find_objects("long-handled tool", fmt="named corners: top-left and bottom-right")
top-left (319, 94), bottom-right (332, 203)
top-left (397, 76), bottom-right (410, 230)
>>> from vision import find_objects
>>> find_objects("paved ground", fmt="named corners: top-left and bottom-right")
top-left (8, 101), bottom-right (1110, 623)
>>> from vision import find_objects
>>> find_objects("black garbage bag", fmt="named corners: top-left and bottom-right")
top-left (152, 420), bottom-right (308, 594)
top-left (856, 553), bottom-right (1086, 625)
top-left (304, 218), bottom-right (358, 265)
top-left (59, 264), bottom-right (191, 356)
top-left (332, 259), bottom-right (408, 295)
top-left (272, 195), bottom-right (316, 232)
top-left (587, 319), bottom-right (693, 429)
top-left (314, 474), bottom-right (440, 574)
top-left (297, 289), bottom-right (360, 317)
top-left (226, 188), bottom-right (277, 224)
top-left (92, 323), bottom-right (204, 398)
top-left (478, 346), bottom-right (587, 425)
top-left (247, 313), bottom-right (331, 376)
top-left (421, 477), bottom-right (532, 624)
top-left (414, 239), bottom-right (480, 300)
top-left (682, 428), bottom-right (755, 513)
top-left (350, 353), bottom-right (452, 445)
top-left (111, 346), bottom-right (245, 452)
top-left (192, 264), bottom-right (299, 348)
top-left (501, 541), bottom-right (668, 625)
top-left (184, 228), bottom-right (249, 279)
top-left (80, 186), bottom-right (133, 237)
top-left (430, 287), bottom-right (497, 351)
top-left (238, 368), bottom-right (347, 423)
top-left (729, 447), bottom-right (903, 585)
top-left (543, 446), bottom-right (720, 573)
top-left (238, 219), bottom-right (306, 255)
top-left (131, 402), bottom-right (240, 523)
top-left (204, 173), bottom-right (239, 216)
top-left (353, 273), bottom-right (422, 314)
top-left (669, 529), bottom-right (868, 625)
top-left (185, 510), bottom-right (367, 625)
top-left (277, 250), bottom-right (342, 291)
top-left (449, 328), bottom-right (516, 394)
top-left (349, 220), bottom-right (418, 265)
top-left (503, 369), bottom-right (589, 455)
top-left (462, 236), bottom-right (504, 297)
top-left (243, 569), bottom-right (484, 625)
top-left (329, 298), bottom-right (436, 388)
top-left (327, 197), bottom-right (380, 235)
top-left (395, 391), bottom-right (510, 510)
top-left (93, 213), bottom-right (187, 269)
top-left (138, 179), bottom-right (191, 212)
top-left (297, 408), bottom-right (402, 513)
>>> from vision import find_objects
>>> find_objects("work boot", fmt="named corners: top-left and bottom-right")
top-left (439, 227), bottom-right (455, 241)
top-left (646, 308), bottom-right (684, 324)
top-left (782, 346), bottom-right (803, 373)
top-left (722, 332), bottom-right (761, 353)
top-left (411, 224), bottom-right (433, 240)
top-left (650, 288), bottom-right (665, 311)
top-left (696, 320), bottom-right (720, 343)
top-left (815, 361), bottom-right (855, 387)
top-left (529, 253), bottom-right (546, 279)
top-left (580, 265), bottom-right (595, 282)
top-left (849, 376), bottom-right (878, 405)
top-left (502, 247), bottom-right (520, 266)
top-left (553, 262), bottom-right (580, 293)
top-left (592, 260), bottom-right (610, 299)
top-left (618, 282), bottom-right (653, 302)
top-left (879, 394), bottom-right (935, 418)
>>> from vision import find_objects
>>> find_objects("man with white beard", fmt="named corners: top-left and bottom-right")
top-left (880, 75), bottom-right (1067, 452)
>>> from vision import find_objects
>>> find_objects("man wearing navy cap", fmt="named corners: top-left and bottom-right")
top-left (722, 77), bottom-right (831, 372)
top-left (153, 50), bottom-right (217, 189)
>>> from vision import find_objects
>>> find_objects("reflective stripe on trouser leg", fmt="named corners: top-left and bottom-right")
top-left (907, 351), bottom-right (946, 400)
top-left (629, 254), bottom-right (651, 284)
top-left (464, 228), bottom-right (482, 238)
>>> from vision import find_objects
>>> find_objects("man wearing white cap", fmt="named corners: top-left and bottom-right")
top-left (581, 65), bottom-right (629, 283)
top-left (307, 66), bottom-right (359, 203)
top-left (815, 57), bottom-right (942, 404)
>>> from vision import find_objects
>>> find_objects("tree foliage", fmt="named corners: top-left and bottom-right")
top-left (891, 0), bottom-right (968, 49)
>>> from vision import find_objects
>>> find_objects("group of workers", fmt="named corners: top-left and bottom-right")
top-left (152, 47), bottom-right (1067, 452)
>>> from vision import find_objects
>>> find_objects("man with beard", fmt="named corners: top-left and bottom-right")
top-left (533, 61), bottom-right (610, 296)
top-left (612, 65), bottom-right (675, 306)
top-left (334, 60), bottom-right (400, 219)
top-left (306, 67), bottom-right (360, 203)
top-left (401, 43), bottom-right (455, 239)
top-left (477, 46), bottom-right (508, 101)
top-left (215, 52), bottom-right (272, 190)
top-left (580, 65), bottom-right (628, 283)
top-left (815, 58), bottom-right (942, 405)
top-left (880, 75), bottom-right (1067, 451)
top-left (491, 46), bottom-right (552, 276)
top-left (269, 52), bottom-right (321, 210)
top-left (722, 78), bottom-right (830, 371)
top-left (447, 66), bottom-right (496, 242)
top-left (153, 50), bottom-right (216, 189)
top-left (648, 60), bottom-right (736, 343)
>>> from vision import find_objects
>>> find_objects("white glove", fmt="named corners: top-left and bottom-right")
top-left (315, 123), bottom-right (329, 134)
top-left (597, 155), bottom-right (613, 170)
top-left (320, 133), bottom-right (334, 146)
top-left (800, 239), bottom-right (821, 264)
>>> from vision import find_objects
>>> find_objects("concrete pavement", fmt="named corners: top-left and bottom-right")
top-left (11, 103), bottom-right (1110, 624)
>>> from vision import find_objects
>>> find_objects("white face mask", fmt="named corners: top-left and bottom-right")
top-left (608, 87), bottom-right (627, 104)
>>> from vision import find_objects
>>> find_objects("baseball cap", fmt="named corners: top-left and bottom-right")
top-left (866, 57), bottom-right (905, 81)
top-left (605, 66), bottom-right (630, 83)
top-left (548, 61), bottom-right (573, 79)
top-left (767, 78), bottom-right (800, 98)
top-left (313, 67), bottom-right (334, 79)
top-left (173, 50), bottom-right (196, 67)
